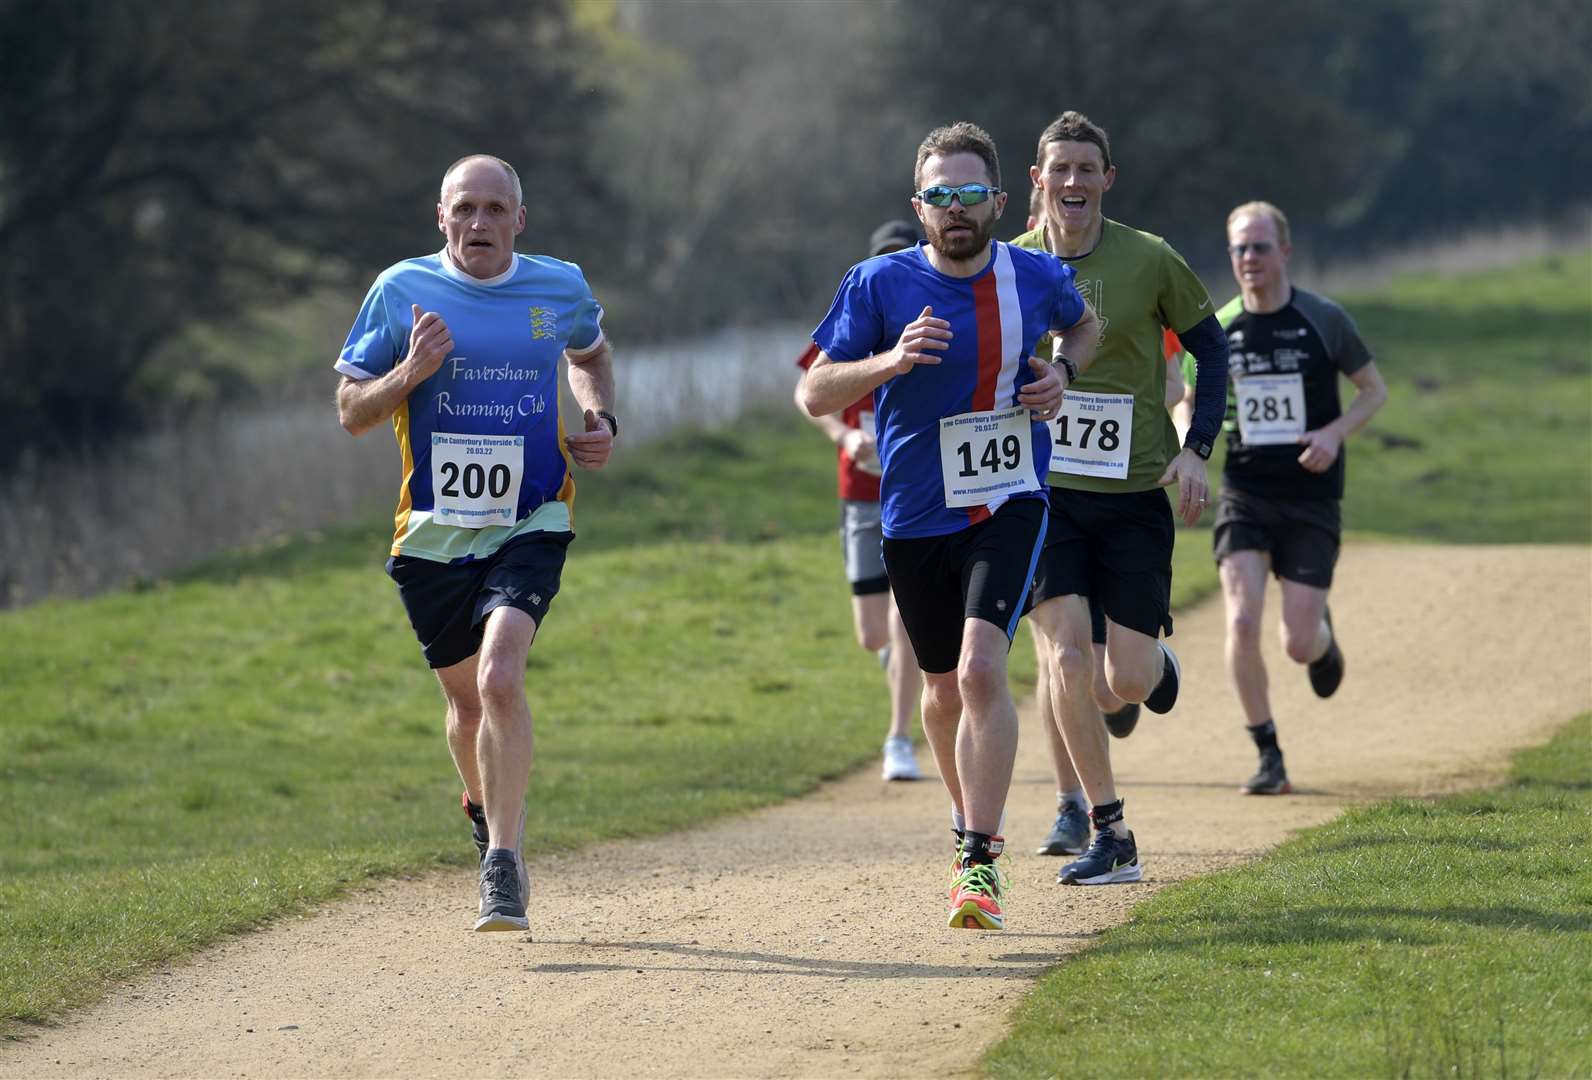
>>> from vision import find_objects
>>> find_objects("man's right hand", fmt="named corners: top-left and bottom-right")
top-left (888, 305), bottom-right (951, 375)
top-left (839, 427), bottom-right (882, 475)
top-left (407, 303), bottom-right (454, 380)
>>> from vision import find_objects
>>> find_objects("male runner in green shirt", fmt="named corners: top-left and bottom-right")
top-left (1016, 111), bottom-right (1229, 884)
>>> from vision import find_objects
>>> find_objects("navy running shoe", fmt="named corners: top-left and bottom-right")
top-left (1102, 702), bottom-right (1142, 739)
top-left (1143, 643), bottom-right (1181, 715)
top-left (1308, 608), bottom-right (1345, 698)
top-left (1057, 829), bottom-right (1142, 885)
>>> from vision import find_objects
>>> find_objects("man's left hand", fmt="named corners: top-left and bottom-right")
top-left (1297, 428), bottom-right (1343, 474)
top-left (565, 409), bottom-right (614, 469)
top-left (1018, 354), bottom-right (1065, 420)
top-left (1157, 447), bottom-right (1210, 526)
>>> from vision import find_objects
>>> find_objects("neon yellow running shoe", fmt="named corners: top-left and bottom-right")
top-left (947, 840), bottom-right (1009, 931)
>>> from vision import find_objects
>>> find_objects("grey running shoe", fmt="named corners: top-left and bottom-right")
top-left (474, 852), bottom-right (529, 932)
top-left (1102, 702), bottom-right (1142, 739)
top-left (463, 793), bottom-right (530, 907)
top-left (1241, 747), bottom-right (1292, 795)
top-left (1308, 608), bottom-right (1345, 698)
top-left (1057, 829), bottom-right (1142, 885)
top-left (1143, 642), bottom-right (1181, 714)
top-left (1035, 799), bottom-right (1090, 856)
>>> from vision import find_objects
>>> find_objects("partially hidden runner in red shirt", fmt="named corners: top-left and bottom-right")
top-left (793, 220), bottom-right (929, 783)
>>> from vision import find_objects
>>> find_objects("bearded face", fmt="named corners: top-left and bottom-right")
top-left (913, 151), bottom-right (1005, 266)
top-left (923, 206), bottom-right (997, 262)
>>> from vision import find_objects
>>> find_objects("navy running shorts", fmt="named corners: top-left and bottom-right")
top-left (386, 530), bottom-right (574, 669)
top-left (882, 497), bottom-right (1047, 674)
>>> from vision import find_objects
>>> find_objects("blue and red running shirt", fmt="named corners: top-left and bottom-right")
top-left (812, 240), bottom-right (1086, 539)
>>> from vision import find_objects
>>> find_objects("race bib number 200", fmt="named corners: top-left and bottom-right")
top-left (430, 433), bottom-right (524, 528)
top-left (938, 405), bottom-right (1039, 508)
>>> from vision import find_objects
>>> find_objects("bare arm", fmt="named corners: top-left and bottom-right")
top-left (336, 305), bottom-right (452, 436)
top-left (1163, 353), bottom-right (1186, 410)
top-left (563, 338), bottom-right (616, 469)
top-left (1172, 378), bottom-right (1196, 444)
top-left (793, 374), bottom-right (853, 444)
top-left (800, 305), bottom-right (950, 417)
top-left (800, 351), bottom-right (900, 418)
top-left (1298, 360), bottom-right (1388, 474)
top-left (566, 337), bottom-right (615, 417)
top-left (1325, 360), bottom-right (1388, 441)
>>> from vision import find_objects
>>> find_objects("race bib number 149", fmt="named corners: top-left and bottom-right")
top-left (939, 405), bottom-right (1039, 509)
top-left (431, 433), bottom-right (524, 528)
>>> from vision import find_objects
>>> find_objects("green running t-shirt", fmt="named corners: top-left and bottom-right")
top-left (1015, 219), bottom-right (1213, 492)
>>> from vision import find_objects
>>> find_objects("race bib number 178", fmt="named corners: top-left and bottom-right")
top-left (1048, 391), bottom-right (1133, 480)
top-left (431, 433), bottom-right (524, 528)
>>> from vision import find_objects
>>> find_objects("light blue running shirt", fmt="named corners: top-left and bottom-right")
top-left (337, 251), bottom-right (604, 563)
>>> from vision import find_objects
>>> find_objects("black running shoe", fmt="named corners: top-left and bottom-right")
top-left (1143, 643), bottom-right (1181, 715)
top-left (474, 852), bottom-right (529, 932)
top-left (462, 792), bottom-right (490, 863)
top-left (1102, 702), bottom-right (1142, 739)
top-left (1240, 747), bottom-right (1291, 795)
top-left (1308, 608), bottom-right (1345, 698)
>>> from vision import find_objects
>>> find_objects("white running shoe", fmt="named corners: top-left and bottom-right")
top-left (881, 735), bottom-right (923, 781)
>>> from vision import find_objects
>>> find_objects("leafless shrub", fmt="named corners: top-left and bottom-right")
top-left (0, 325), bottom-right (808, 608)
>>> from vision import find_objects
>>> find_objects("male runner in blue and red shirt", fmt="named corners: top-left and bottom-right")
top-left (799, 122), bottom-right (1100, 931)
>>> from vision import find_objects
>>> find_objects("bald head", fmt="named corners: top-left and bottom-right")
top-left (440, 155), bottom-right (522, 208)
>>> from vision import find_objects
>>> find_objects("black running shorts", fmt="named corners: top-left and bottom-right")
top-left (1028, 486), bottom-right (1174, 640)
top-left (882, 497), bottom-right (1047, 675)
top-left (1213, 489), bottom-right (1341, 589)
top-left (386, 530), bottom-right (574, 669)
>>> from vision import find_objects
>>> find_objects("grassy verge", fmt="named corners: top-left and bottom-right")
top-left (0, 411), bottom-right (1217, 1028)
top-left (986, 716), bottom-right (1592, 1079)
top-left (1243, 251), bottom-right (1588, 544)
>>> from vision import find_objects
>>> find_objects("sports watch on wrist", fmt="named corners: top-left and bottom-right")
top-left (1054, 355), bottom-right (1078, 383)
top-left (1184, 435), bottom-right (1213, 460)
top-left (597, 410), bottom-right (619, 438)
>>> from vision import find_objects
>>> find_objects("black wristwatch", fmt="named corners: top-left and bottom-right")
top-left (1054, 355), bottom-right (1078, 383)
top-left (597, 410), bottom-right (619, 438)
top-left (1184, 435), bottom-right (1213, 460)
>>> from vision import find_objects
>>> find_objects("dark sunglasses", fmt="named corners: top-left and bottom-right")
top-left (914, 183), bottom-right (1002, 208)
top-left (1229, 241), bottom-right (1275, 256)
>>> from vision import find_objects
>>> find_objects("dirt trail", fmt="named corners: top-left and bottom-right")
top-left (5, 543), bottom-right (1589, 1079)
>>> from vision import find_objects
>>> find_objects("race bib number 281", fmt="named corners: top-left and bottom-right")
top-left (431, 433), bottom-right (524, 528)
top-left (1236, 374), bottom-right (1305, 446)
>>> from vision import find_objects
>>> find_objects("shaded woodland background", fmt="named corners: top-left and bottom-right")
top-left (0, 0), bottom-right (1588, 606)
top-left (3, 0), bottom-right (1588, 460)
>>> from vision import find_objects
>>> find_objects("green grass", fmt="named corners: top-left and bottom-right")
top-left (1329, 251), bottom-right (1591, 543)
top-left (0, 412), bottom-right (1217, 1029)
top-left (986, 717), bottom-right (1592, 1079)
top-left (2, 250), bottom-right (1585, 1036)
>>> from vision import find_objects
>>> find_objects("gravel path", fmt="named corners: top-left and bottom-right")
top-left (5, 543), bottom-right (1588, 1079)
